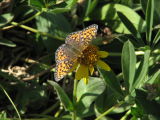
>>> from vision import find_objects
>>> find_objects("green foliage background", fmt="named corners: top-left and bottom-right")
top-left (0, 0), bottom-right (160, 120)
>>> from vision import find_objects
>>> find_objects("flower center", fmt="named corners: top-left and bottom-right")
top-left (78, 45), bottom-right (99, 66)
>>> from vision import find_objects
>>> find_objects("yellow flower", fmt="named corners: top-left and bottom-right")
top-left (73, 45), bottom-right (111, 84)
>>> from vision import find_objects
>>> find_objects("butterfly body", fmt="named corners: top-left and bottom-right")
top-left (54, 24), bottom-right (98, 81)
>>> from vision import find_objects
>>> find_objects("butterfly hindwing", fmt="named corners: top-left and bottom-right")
top-left (55, 44), bottom-right (78, 81)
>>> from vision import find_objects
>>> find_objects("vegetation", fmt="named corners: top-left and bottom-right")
top-left (0, 0), bottom-right (160, 120)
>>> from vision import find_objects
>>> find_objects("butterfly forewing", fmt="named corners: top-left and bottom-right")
top-left (66, 24), bottom-right (98, 52)
top-left (55, 44), bottom-right (78, 62)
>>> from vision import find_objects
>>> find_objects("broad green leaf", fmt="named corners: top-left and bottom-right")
top-left (117, 12), bottom-right (143, 44)
top-left (146, 0), bottom-right (154, 44)
top-left (122, 41), bottom-right (136, 93)
top-left (135, 89), bottom-right (160, 118)
top-left (76, 77), bottom-right (106, 117)
top-left (0, 13), bottom-right (14, 27)
top-left (28, 0), bottom-right (45, 10)
top-left (133, 49), bottom-right (151, 89)
top-left (95, 88), bottom-right (129, 115)
top-left (0, 38), bottom-right (16, 47)
top-left (87, 3), bottom-right (146, 34)
top-left (36, 12), bottom-right (71, 51)
top-left (47, 80), bottom-right (74, 112)
top-left (98, 69), bottom-right (123, 98)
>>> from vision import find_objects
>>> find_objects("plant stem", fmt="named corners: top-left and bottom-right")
top-left (72, 79), bottom-right (78, 120)
top-left (54, 107), bottom-right (63, 118)
top-left (109, 51), bottom-right (145, 57)
top-left (10, 22), bottom-right (64, 40)
top-left (95, 101), bottom-right (124, 120)
top-left (2, 11), bottom-right (43, 30)
top-left (120, 109), bottom-right (131, 120)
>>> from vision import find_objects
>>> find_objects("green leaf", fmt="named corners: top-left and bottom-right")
top-left (36, 12), bottom-right (71, 52)
top-left (153, 29), bottom-right (160, 46)
top-left (122, 41), bottom-right (136, 93)
top-left (65, 0), bottom-right (78, 10)
top-left (84, 0), bottom-right (98, 18)
top-left (146, 0), bottom-right (154, 44)
top-left (95, 88), bottom-right (129, 115)
top-left (141, 0), bottom-right (147, 14)
top-left (76, 77), bottom-right (106, 117)
top-left (148, 70), bottom-right (160, 84)
top-left (0, 38), bottom-right (16, 47)
top-left (0, 13), bottom-right (14, 27)
top-left (48, 0), bottom-right (78, 13)
top-left (131, 106), bottom-right (143, 118)
top-left (141, 0), bottom-right (160, 26)
top-left (0, 111), bottom-right (7, 119)
top-left (133, 49), bottom-right (151, 89)
top-left (47, 80), bottom-right (74, 112)
top-left (135, 89), bottom-right (160, 118)
top-left (49, 8), bottom-right (70, 14)
top-left (28, 0), bottom-right (45, 10)
top-left (154, 0), bottom-right (160, 25)
top-left (117, 12), bottom-right (142, 43)
top-left (88, 3), bottom-right (146, 34)
top-left (98, 69), bottom-right (123, 98)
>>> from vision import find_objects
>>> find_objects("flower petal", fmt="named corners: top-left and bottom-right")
top-left (89, 65), bottom-right (94, 75)
top-left (75, 64), bottom-right (89, 80)
top-left (97, 60), bottom-right (111, 71)
top-left (97, 51), bottom-right (109, 58)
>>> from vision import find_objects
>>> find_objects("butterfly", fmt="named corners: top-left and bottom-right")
top-left (54, 24), bottom-right (98, 81)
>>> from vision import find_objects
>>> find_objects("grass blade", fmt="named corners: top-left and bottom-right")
top-left (146, 0), bottom-right (154, 44)
top-left (153, 29), bottom-right (160, 46)
top-left (0, 84), bottom-right (21, 120)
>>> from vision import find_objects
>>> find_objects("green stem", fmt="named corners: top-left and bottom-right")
top-left (0, 84), bottom-right (21, 120)
top-left (10, 22), bottom-right (64, 40)
top-left (2, 11), bottom-right (43, 30)
top-left (72, 79), bottom-right (78, 120)
top-left (120, 109), bottom-right (131, 120)
top-left (95, 101), bottom-right (124, 120)
top-left (109, 51), bottom-right (145, 57)
top-left (54, 107), bottom-right (63, 118)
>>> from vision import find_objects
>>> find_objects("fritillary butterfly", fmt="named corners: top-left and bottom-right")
top-left (54, 24), bottom-right (98, 81)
